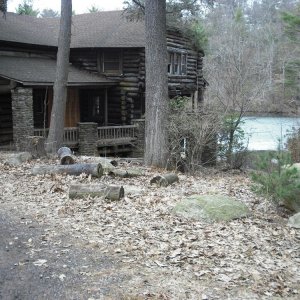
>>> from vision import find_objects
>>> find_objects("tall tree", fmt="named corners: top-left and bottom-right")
top-left (204, 6), bottom-right (270, 166)
top-left (0, 0), bottom-right (7, 18)
top-left (144, 0), bottom-right (169, 167)
top-left (281, 4), bottom-right (300, 100)
top-left (46, 0), bottom-right (72, 153)
top-left (88, 5), bottom-right (100, 13)
top-left (40, 8), bottom-right (60, 18)
top-left (16, 0), bottom-right (39, 16)
top-left (124, 0), bottom-right (214, 22)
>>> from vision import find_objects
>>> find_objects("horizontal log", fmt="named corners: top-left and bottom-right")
top-left (32, 163), bottom-right (103, 177)
top-left (69, 184), bottom-right (124, 201)
top-left (150, 173), bottom-right (179, 187)
top-left (108, 168), bottom-right (144, 178)
top-left (120, 82), bottom-right (138, 87)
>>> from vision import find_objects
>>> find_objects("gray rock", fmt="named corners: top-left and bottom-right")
top-left (4, 152), bottom-right (32, 166)
top-left (288, 212), bottom-right (300, 229)
top-left (173, 194), bottom-right (251, 223)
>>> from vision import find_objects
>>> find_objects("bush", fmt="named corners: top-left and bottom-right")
top-left (251, 151), bottom-right (300, 211)
top-left (167, 97), bottom-right (219, 173)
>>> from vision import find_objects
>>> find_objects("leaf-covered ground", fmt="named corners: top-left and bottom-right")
top-left (0, 153), bottom-right (299, 299)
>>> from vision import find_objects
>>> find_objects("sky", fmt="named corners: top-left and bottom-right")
top-left (7, 0), bottom-right (124, 14)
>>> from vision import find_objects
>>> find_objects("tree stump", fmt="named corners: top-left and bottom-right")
top-left (25, 136), bottom-right (46, 158)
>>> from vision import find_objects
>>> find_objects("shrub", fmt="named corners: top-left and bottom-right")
top-left (167, 97), bottom-right (219, 173)
top-left (251, 151), bottom-right (300, 211)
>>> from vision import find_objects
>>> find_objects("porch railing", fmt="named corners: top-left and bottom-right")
top-left (97, 125), bottom-right (136, 140)
top-left (33, 125), bottom-right (136, 146)
top-left (33, 127), bottom-right (79, 145)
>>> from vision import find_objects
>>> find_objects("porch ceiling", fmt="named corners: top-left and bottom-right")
top-left (0, 55), bottom-right (118, 86)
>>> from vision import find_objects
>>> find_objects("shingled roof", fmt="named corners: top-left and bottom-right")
top-left (0, 55), bottom-right (117, 86)
top-left (0, 11), bottom-right (145, 48)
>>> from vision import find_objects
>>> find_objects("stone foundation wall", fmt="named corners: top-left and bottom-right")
top-left (132, 119), bottom-right (145, 157)
top-left (78, 122), bottom-right (98, 155)
top-left (11, 87), bottom-right (34, 151)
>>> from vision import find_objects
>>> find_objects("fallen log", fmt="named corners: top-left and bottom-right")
top-left (69, 184), bottom-right (124, 201)
top-left (150, 173), bottom-right (179, 187)
top-left (57, 147), bottom-right (75, 165)
top-left (32, 163), bottom-right (103, 177)
top-left (108, 168), bottom-right (144, 178)
top-left (79, 156), bottom-right (118, 171)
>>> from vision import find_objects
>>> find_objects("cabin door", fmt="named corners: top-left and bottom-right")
top-left (80, 89), bottom-right (107, 126)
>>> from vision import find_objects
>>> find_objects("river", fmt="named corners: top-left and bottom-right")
top-left (241, 116), bottom-right (300, 150)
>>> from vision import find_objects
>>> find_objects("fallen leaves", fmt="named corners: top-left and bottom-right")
top-left (0, 153), bottom-right (299, 299)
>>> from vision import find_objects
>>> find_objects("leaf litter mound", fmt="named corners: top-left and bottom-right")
top-left (0, 153), bottom-right (299, 299)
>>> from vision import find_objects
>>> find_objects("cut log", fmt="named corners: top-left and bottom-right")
top-left (25, 136), bottom-right (46, 158)
top-left (32, 163), bottom-right (103, 177)
top-left (57, 147), bottom-right (75, 165)
top-left (150, 173), bottom-right (179, 187)
top-left (108, 168), bottom-right (144, 178)
top-left (79, 156), bottom-right (117, 172)
top-left (69, 184), bottom-right (124, 201)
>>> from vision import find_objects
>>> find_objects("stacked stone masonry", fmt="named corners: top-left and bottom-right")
top-left (11, 87), bottom-right (34, 151)
top-left (78, 122), bottom-right (98, 155)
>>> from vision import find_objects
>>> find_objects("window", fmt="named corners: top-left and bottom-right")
top-left (102, 51), bottom-right (122, 74)
top-left (168, 51), bottom-right (187, 75)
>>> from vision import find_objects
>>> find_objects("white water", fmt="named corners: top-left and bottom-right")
top-left (241, 116), bottom-right (300, 150)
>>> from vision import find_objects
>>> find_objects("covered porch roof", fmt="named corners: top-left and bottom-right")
top-left (0, 55), bottom-right (118, 87)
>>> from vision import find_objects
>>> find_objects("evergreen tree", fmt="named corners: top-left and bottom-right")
top-left (16, 0), bottom-right (39, 16)
top-left (0, 0), bottom-right (7, 18)
top-left (40, 8), bottom-right (60, 18)
top-left (88, 5), bottom-right (100, 13)
top-left (281, 5), bottom-right (300, 100)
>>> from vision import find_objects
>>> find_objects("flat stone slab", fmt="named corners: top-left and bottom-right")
top-left (173, 194), bottom-right (251, 223)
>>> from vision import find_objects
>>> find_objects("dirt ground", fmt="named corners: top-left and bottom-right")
top-left (0, 152), bottom-right (299, 299)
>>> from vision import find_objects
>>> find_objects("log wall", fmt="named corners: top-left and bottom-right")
top-left (70, 30), bottom-right (205, 125)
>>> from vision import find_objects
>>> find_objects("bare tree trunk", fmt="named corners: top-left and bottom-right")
top-left (144, 0), bottom-right (169, 167)
top-left (46, 0), bottom-right (72, 153)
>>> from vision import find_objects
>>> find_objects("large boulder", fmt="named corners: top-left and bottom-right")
top-left (288, 212), bottom-right (300, 229)
top-left (173, 194), bottom-right (251, 223)
top-left (4, 152), bottom-right (32, 166)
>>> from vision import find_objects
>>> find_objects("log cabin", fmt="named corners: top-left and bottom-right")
top-left (0, 11), bottom-right (206, 156)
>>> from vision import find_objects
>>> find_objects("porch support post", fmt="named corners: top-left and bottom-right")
top-left (78, 122), bottom-right (98, 156)
top-left (104, 88), bottom-right (108, 126)
top-left (11, 87), bottom-right (34, 151)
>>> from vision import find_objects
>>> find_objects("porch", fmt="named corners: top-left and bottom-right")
top-left (33, 124), bottom-right (138, 155)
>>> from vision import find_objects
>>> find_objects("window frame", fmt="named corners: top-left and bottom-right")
top-left (98, 50), bottom-right (123, 75)
top-left (167, 48), bottom-right (187, 76)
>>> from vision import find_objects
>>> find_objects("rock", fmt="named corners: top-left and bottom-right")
top-left (4, 152), bottom-right (32, 166)
top-left (173, 194), bottom-right (251, 223)
top-left (288, 212), bottom-right (300, 229)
